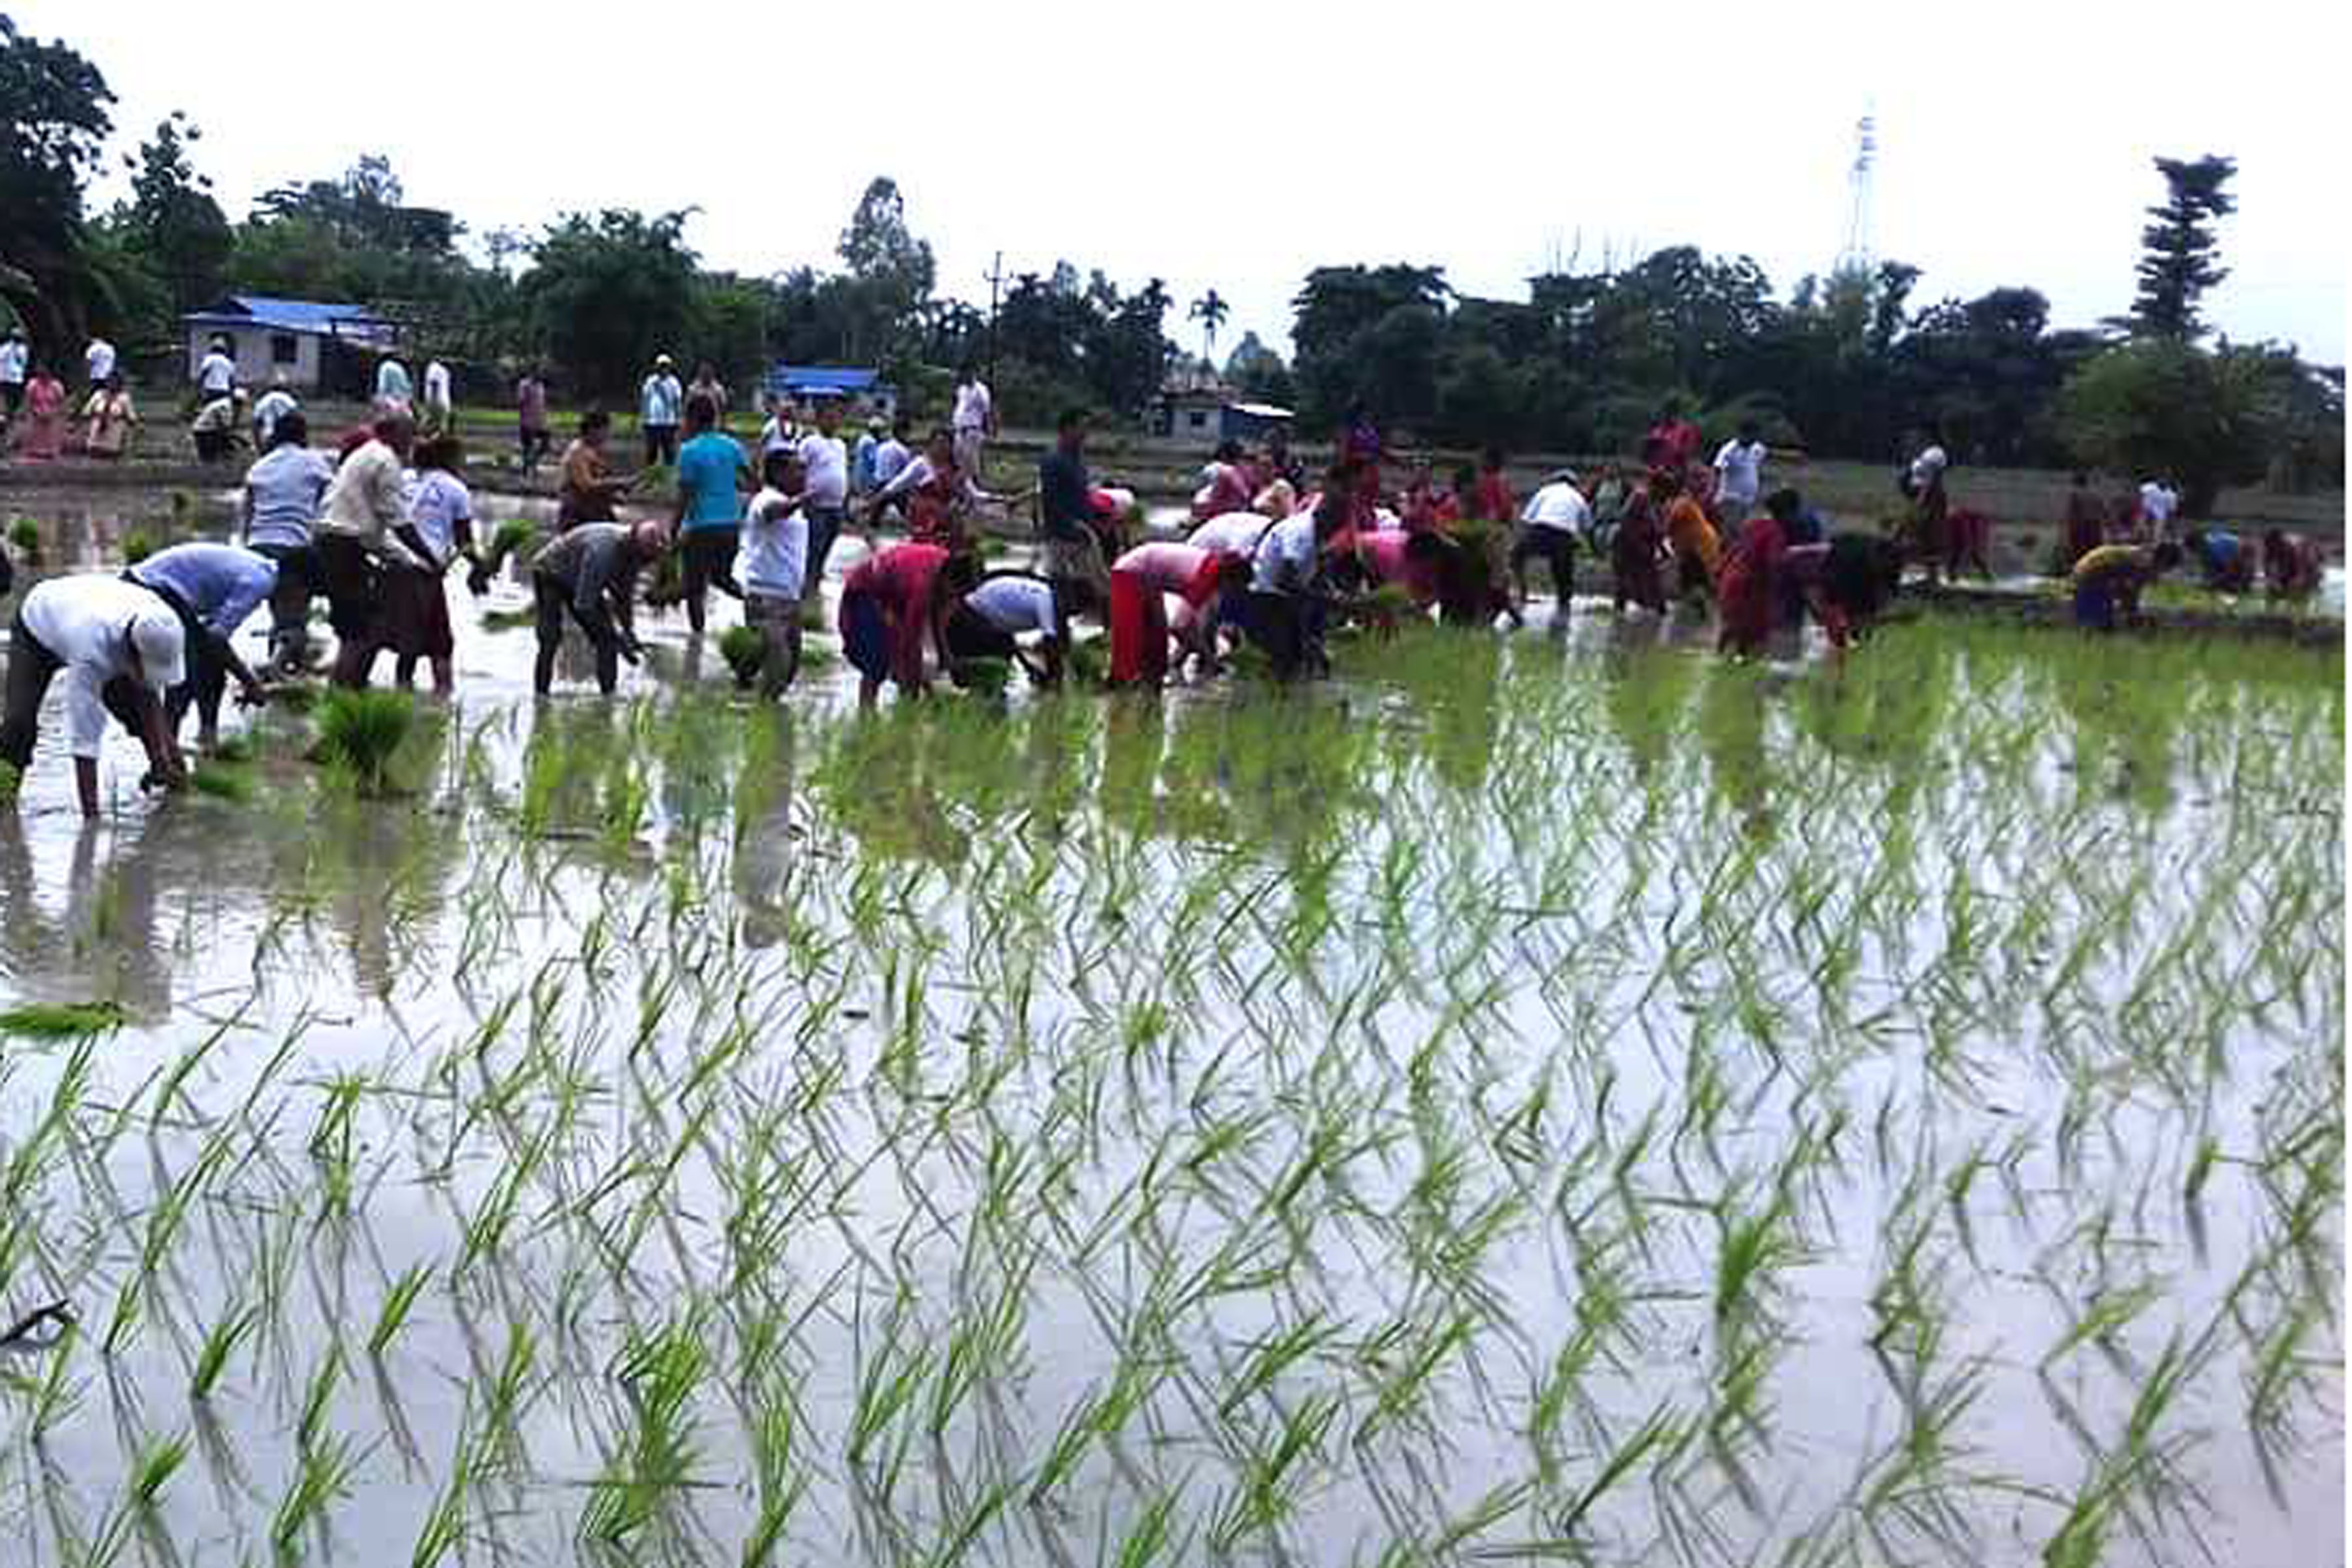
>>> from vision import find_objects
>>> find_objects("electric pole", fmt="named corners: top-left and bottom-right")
top-left (985, 250), bottom-right (1004, 387)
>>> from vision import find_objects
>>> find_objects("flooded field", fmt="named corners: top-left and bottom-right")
top-left (0, 483), bottom-right (2342, 1568)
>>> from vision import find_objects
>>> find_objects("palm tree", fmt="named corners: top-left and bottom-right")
top-left (1189, 289), bottom-right (1230, 378)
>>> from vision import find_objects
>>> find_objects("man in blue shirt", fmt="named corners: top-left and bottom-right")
top-left (127, 540), bottom-right (276, 749)
top-left (641, 353), bottom-right (683, 466)
top-left (670, 393), bottom-right (750, 635)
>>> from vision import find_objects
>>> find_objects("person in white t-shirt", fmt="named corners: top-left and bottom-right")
top-left (951, 365), bottom-right (994, 478)
top-left (2138, 478), bottom-right (2180, 536)
top-left (1712, 419), bottom-right (1770, 523)
top-left (421, 359), bottom-right (453, 430)
top-left (251, 376), bottom-right (298, 450)
top-left (1, 574), bottom-right (188, 817)
top-left (738, 448), bottom-right (810, 695)
top-left (1512, 472), bottom-right (1591, 615)
top-left (0, 326), bottom-right (27, 421)
top-left (946, 572), bottom-right (1066, 687)
top-left (84, 336), bottom-right (117, 391)
top-left (374, 353), bottom-right (413, 411)
top-left (796, 394), bottom-right (853, 589)
top-left (195, 336), bottom-right (237, 399)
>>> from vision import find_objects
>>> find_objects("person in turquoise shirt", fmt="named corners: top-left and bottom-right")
top-left (671, 393), bottom-right (750, 634)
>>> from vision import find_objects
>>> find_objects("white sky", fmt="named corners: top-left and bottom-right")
top-left (20, 0), bottom-right (2347, 365)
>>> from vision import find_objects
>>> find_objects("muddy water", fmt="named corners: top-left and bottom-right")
top-left (0, 482), bottom-right (2341, 1568)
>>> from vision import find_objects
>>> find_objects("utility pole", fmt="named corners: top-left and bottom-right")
top-left (985, 250), bottom-right (1004, 387)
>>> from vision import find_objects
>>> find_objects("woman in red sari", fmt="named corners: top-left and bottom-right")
top-left (839, 543), bottom-right (976, 706)
top-left (1715, 489), bottom-right (1797, 657)
top-left (1108, 540), bottom-right (1233, 686)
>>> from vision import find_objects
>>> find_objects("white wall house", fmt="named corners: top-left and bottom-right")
top-left (182, 296), bottom-right (393, 391)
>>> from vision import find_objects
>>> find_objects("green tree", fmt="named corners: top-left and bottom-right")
top-left (2058, 338), bottom-right (2272, 515)
top-left (519, 209), bottom-right (698, 401)
top-left (113, 112), bottom-right (232, 318)
top-left (0, 14), bottom-right (116, 348)
top-left (1188, 288), bottom-right (1228, 368)
top-left (835, 176), bottom-right (934, 367)
top-left (2123, 155), bottom-right (2236, 342)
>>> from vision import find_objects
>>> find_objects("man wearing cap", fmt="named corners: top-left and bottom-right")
top-left (3, 574), bottom-right (189, 818)
top-left (125, 541), bottom-right (278, 751)
top-left (641, 354), bottom-right (684, 467)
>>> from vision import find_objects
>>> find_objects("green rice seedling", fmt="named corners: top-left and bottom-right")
top-left (27, 1317), bottom-right (83, 1439)
top-left (0, 998), bottom-right (127, 1038)
top-left (408, 1422), bottom-right (472, 1568)
top-left (297, 1345), bottom-right (347, 1454)
top-left (367, 1259), bottom-right (436, 1358)
top-left (0, 759), bottom-right (20, 801)
top-left (271, 1433), bottom-right (362, 1558)
top-left (122, 528), bottom-right (157, 564)
top-left (189, 1300), bottom-right (257, 1400)
top-left (127, 1430), bottom-right (188, 1512)
top-left (1209, 1388), bottom-right (1341, 1553)
top-left (8, 515), bottom-right (42, 561)
top-left (312, 687), bottom-right (415, 795)
top-left (189, 758), bottom-right (256, 801)
top-left (719, 624), bottom-right (766, 689)
top-left (583, 1313), bottom-right (710, 1547)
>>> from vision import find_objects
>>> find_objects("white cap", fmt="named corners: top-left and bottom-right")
top-left (129, 609), bottom-right (186, 693)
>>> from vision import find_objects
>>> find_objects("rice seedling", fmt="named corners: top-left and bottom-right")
top-left (8, 515), bottom-right (41, 561)
top-left (312, 687), bottom-right (416, 795)
top-left (0, 998), bottom-right (127, 1038)
top-left (719, 624), bottom-right (766, 688)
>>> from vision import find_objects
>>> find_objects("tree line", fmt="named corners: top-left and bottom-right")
top-left (3, 15), bottom-right (2338, 508)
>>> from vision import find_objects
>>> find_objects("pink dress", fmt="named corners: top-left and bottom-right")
top-left (16, 376), bottom-right (66, 460)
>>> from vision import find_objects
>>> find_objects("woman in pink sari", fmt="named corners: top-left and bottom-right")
top-left (14, 366), bottom-right (68, 461)
top-left (1108, 540), bottom-right (1233, 686)
top-left (1190, 442), bottom-right (1258, 523)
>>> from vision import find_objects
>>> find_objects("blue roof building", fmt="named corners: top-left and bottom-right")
top-left (763, 364), bottom-right (898, 421)
top-left (182, 295), bottom-right (395, 390)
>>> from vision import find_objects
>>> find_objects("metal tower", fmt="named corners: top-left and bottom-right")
top-left (1837, 108), bottom-right (1877, 276)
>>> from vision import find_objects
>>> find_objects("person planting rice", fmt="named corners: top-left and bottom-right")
top-left (1512, 469), bottom-right (1588, 621)
top-left (738, 448), bottom-right (809, 696)
top-left (124, 542), bottom-right (277, 751)
top-left (1245, 494), bottom-right (1345, 679)
top-left (868, 428), bottom-right (990, 551)
top-left (2183, 527), bottom-right (2255, 593)
top-left (2070, 539), bottom-right (2183, 632)
top-left (392, 436), bottom-right (483, 695)
top-left (839, 542), bottom-right (976, 708)
top-left (945, 569), bottom-right (1077, 689)
top-left (528, 520), bottom-right (665, 696)
top-left (1191, 441), bottom-right (1258, 523)
top-left (557, 409), bottom-right (629, 531)
top-left (1188, 510), bottom-right (1275, 557)
top-left (2, 574), bottom-right (188, 818)
top-left (1107, 540), bottom-right (1236, 687)
top-left (672, 394), bottom-right (751, 636)
top-left (2261, 529), bottom-right (2323, 598)
top-left (190, 389), bottom-right (246, 465)
top-left (240, 411), bottom-right (333, 674)
top-left (1904, 429), bottom-right (1952, 580)
top-left (1611, 476), bottom-right (1668, 615)
top-left (2057, 472), bottom-right (2108, 574)
top-left (1036, 408), bottom-right (1112, 606)
top-left (315, 410), bottom-right (429, 689)
top-left (1658, 468), bottom-right (1722, 604)
top-left (1469, 446), bottom-right (1516, 529)
top-left (796, 393), bottom-right (853, 591)
top-left (1714, 489), bottom-right (1800, 658)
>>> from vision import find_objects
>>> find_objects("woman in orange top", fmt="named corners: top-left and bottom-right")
top-left (1657, 468), bottom-right (1721, 600)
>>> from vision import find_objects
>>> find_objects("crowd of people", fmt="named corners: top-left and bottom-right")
top-left (0, 339), bottom-right (2336, 814)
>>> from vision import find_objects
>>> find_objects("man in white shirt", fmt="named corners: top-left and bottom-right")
top-left (641, 354), bottom-right (684, 466)
top-left (251, 376), bottom-right (298, 450)
top-left (374, 353), bottom-right (413, 410)
top-left (1244, 493), bottom-right (1343, 679)
top-left (3, 574), bottom-right (188, 817)
top-left (0, 326), bottom-right (26, 419)
top-left (870, 418), bottom-right (913, 500)
top-left (421, 359), bottom-right (453, 429)
top-left (1512, 470), bottom-right (1591, 616)
top-left (84, 336), bottom-right (116, 391)
top-left (316, 410), bottom-right (427, 687)
top-left (951, 366), bottom-right (994, 478)
top-left (796, 393), bottom-right (851, 589)
top-left (1907, 438), bottom-right (1949, 499)
top-left (946, 572), bottom-right (1066, 686)
top-left (196, 336), bottom-right (237, 399)
top-left (738, 448), bottom-right (809, 695)
top-left (1712, 420), bottom-right (1769, 523)
top-left (2139, 478), bottom-right (2180, 536)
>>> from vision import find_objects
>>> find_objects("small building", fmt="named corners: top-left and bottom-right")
top-left (182, 295), bottom-right (395, 391)
top-left (1149, 384), bottom-right (1294, 448)
top-left (763, 365), bottom-right (898, 424)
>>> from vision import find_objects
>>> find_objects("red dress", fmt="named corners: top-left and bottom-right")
top-left (1109, 542), bottom-right (1224, 685)
top-left (1714, 515), bottom-right (1788, 653)
top-left (841, 543), bottom-right (949, 685)
top-left (1471, 472), bottom-right (1515, 524)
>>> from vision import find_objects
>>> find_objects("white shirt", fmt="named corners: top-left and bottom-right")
top-left (1188, 512), bottom-right (1273, 556)
top-left (1521, 481), bottom-right (1593, 534)
top-left (758, 416), bottom-right (796, 455)
top-left (953, 380), bottom-right (992, 433)
top-left (84, 339), bottom-right (116, 383)
top-left (0, 340), bottom-right (25, 384)
top-left (252, 388), bottom-right (297, 444)
top-left (966, 576), bottom-right (1060, 638)
top-left (1250, 514), bottom-right (1320, 594)
top-left (2139, 482), bottom-right (2177, 525)
top-left (422, 361), bottom-right (451, 410)
top-left (872, 438), bottom-right (911, 488)
top-left (1712, 440), bottom-right (1766, 502)
top-left (642, 372), bottom-right (683, 426)
top-left (738, 486), bottom-right (808, 599)
top-left (243, 444), bottom-right (335, 549)
top-left (409, 470), bottom-right (472, 563)
top-left (197, 350), bottom-right (236, 395)
top-left (1909, 445), bottom-right (1948, 489)
top-left (318, 439), bottom-right (425, 566)
top-left (376, 359), bottom-right (412, 404)
top-left (797, 432), bottom-right (849, 508)
top-left (20, 576), bottom-right (173, 759)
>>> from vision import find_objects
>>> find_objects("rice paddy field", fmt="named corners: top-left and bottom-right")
top-left (0, 503), bottom-right (2343, 1567)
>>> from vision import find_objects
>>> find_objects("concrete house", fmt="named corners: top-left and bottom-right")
top-left (763, 365), bottom-right (898, 423)
top-left (182, 295), bottom-right (395, 391)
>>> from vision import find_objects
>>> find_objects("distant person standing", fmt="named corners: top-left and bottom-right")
top-left (80, 376), bottom-right (139, 459)
top-left (796, 393), bottom-right (851, 594)
top-left (250, 374), bottom-right (298, 450)
top-left (240, 410), bottom-right (334, 673)
top-left (83, 335), bottom-right (116, 394)
top-left (420, 357), bottom-right (454, 433)
top-left (516, 369), bottom-right (551, 478)
top-left (1642, 400), bottom-right (1701, 478)
top-left (2138, 476), bottom-right (2180, 538)
top-left (395, 434), bottom-right (480, 693)
top-left (1906, 430), bottom-right (1951, 577)
top-left (952, 365), bottom-right (995, 480)
top-left (1711, 419), bottom-right (1770, 524)
top-left (851, 415), bottom-right (884, 496)
top-left (1037, 408), bottom-right (1109, 602)
top-left (374, 352), bottom-right (414, 412)
top-left (641, 354), bottom-right (684, 466)
top-left (687, 361), bottom-right (728, 421)
top-left (671, 393), bottom-right (751, 635)
top-left (871, 417), bottom-right (913, 495)
top-left (12, 361), bottom-right (68, 461)
top-left (195, 335), bottom-right (237, 400)
top-left (0, 325), bottom-right (27, 421)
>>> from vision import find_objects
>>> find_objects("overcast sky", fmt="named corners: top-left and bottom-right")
top-left (21, 0), bottom-right (2346, 365)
